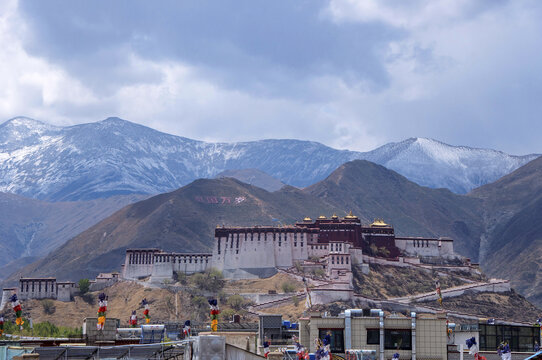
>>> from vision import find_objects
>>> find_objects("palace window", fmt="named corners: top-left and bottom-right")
top-left (341, 257), bottom-right (344, 264)
top-left (301, 242), bottom-right (303, 247)
top-left (346, 257), bottom-right (349, 264)
top-left (217, 239), bottom-right (221, 254)
top-left (32, 282), bottom-right (34, 292)
top-left (332, 257), bottom-right (335, 264)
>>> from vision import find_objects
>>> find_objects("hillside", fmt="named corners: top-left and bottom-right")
top-left (215, 168), bottom-right (286, 192)
top-left (11, 282), bottom-right (189, 329)
top-left (468, 156), bottom-right (542, 306)
top-left (0, 192), bottom-right (145, 272)
top-left (1, 117), bottom-right (536, 201)
top-left (5, 178), bottom-right (339, 282)
top-left (9, 160), bottom-right (489, 283)
top-left (304, 160), bottom-right (485, 259)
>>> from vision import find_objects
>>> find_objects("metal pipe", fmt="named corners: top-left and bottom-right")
top-left (344, 309), bottom-right (364, 350)
top-left (379, 310), bottom-right (385, 360)
top-left (411, 312), bottom-right (416, 360)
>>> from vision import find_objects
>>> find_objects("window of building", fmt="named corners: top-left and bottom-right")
top-left (218, 239), bottom-right (221, 254)
top-left (479, 324), bottom-right (539, 352)
top-left (301, 242), bottom-right (303, 247)
top-left (32, 282), bottom-right (34, 292)
top-left (346, 257), bottom-right (349, 264)
top-left (367, 329), bottom-right (379, 344)
top-left (341, 257), bottom-right (344, 264)
top-left (384, 329), bottom-right (412, 350)
top-left (318, 329), bottom-right (344, 353)
top-left (332, 256), bottom-right (335, 264)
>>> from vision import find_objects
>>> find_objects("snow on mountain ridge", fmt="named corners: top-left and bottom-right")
top-left (0, 117), bottom-right (539, 200)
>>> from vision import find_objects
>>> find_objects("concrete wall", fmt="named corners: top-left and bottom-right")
top-left (18, 279), bottom-right (57, 300)
top-left (56, 283), bottom-right (75, 302)
top-left (123, 250), bottom-right (159, 280)
top-left (199, 331), bottom-right (259, 354)
top-left (413, 281), bottom-right (511, 303)
top-left (212, 230), bottom-right (311, 279)
top-left (83, 317), bottom-right (120, 344)
top-left (395, 237), bottom-right (455, 259)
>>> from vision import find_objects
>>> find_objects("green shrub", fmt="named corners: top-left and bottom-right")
top-left (78, 279), bottom-right (90, 294)
top-left (227, 295), bottom-right (245, 310)
top-left (312, 268), bottom-right (325, 278)
top-left (220, 308), bottom-right (236, 322)
top-left (189, 268), bottom-right (225, 292)
top-left (282, 282), bottom-right (295, 293)
top-left (292, 295), bottom-right (299, 306)
top-left (41, 299), bottom-right (56, 315)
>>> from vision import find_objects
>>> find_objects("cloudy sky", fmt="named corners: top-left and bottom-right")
top-left (1, 0), bottom-right (541, 154)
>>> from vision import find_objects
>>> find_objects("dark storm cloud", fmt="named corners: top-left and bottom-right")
top-left (18, 0), bottom-right (402, 98)
top-left (2, 0), bottom-right (541, 154)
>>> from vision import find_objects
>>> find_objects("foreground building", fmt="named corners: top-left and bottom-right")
top-left (122, 213), bottom-right (459, 281)
top-left (300, 310), bottom-right (448, 359)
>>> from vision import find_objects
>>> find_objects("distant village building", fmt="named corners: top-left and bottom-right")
top-left (0, 278), bottom-right (78, 308)
top-left (122, 213), bottom-right (459, 282)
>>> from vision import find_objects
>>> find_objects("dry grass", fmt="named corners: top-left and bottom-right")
top-left (259, 301), bottom-right (306, 321)
top-left (17, 282), bottom-right (191, 328)
top-left (224, 272), bottom-right (304, 294)
top-left (352, 264), bottom-right (466, 299)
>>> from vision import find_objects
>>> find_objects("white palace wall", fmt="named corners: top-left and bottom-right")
top-left (122, 223), bottom-right (460, 282)
top-left (395, 237), bottom-right (455, 259)
top-left (211, 230), bottom-right (309, 279)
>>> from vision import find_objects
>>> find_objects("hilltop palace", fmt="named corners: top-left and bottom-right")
top-left (122, 212), bottom-right (459, 284)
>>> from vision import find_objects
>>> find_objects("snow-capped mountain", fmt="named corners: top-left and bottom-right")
top-left (0, 116), bottom-right (538, 200)
top-left (364, 138), bottom-right (540, 193)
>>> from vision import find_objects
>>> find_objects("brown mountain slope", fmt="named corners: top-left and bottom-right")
top-left (10, 161), bottom-right (491, 284)
top-left (304, 160), bottom-right (485, 259)
top-left (215, 168), bottom-right (286, 192)
top-left (6, 178), bottom-right (340, 282)
top-left (0, 192), bottom-right (145, 274)
top-left (468, 155), bottom-right (542, 306)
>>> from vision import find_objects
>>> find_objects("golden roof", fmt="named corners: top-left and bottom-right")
top-left (303, 217), bottom-right (312, 222)
top-left (371, 218), bottom-right (389, 227)
top-left (344, 211), bottom-right (358, 219)
top-left (331, 214), bottom-right (339, 219)
top-left (318, 215), bottom-right (327, 220)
